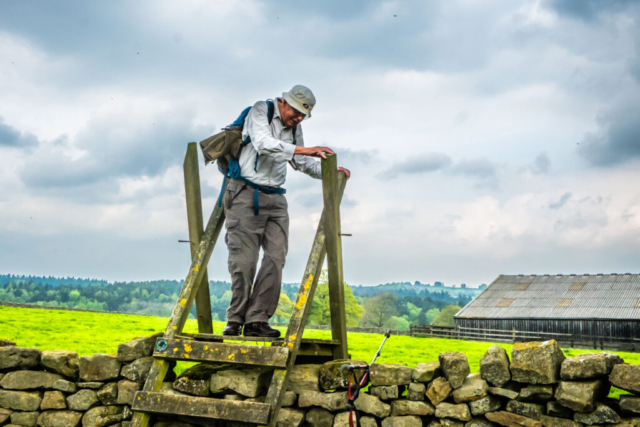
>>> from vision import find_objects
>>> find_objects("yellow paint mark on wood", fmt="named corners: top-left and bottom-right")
top-left (180, 299), bottom-right (187, 307)
top-left (204, 345), bottom-right (208, 350)
top-left (172, 326), bottom-right (177, 330)
top-left (173, 348), bottom-right (178, 352)
top-left (185, 354), bottom-right (189, 359)
top-left (294, 274), bottom-right (313, 310)
top-left (228, 354), bottom-right (235, 360)
top-left (184, 343), bottom-right (192, 352)
top-left (192, 264), bottom-right (200, 273)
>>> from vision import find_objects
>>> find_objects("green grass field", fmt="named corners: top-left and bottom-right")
top-left (1, 305), bottom-right (637, 398)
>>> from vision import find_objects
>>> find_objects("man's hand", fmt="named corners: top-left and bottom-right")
top-left (338, 167), bottom-right (351, 179)
top-left (294, 146), bottom-right (335, 159)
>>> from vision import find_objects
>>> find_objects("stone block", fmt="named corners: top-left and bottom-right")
top-left (0, 371), bottom-right (63, 390)
top-left (381, 416), bottom-right (423, 427)
top-left (79, 355), bottom-right (121, 382)
top-left (573, 403), bottom-right (622, 424)
top-left (610, 364), bottom-right (640, 395)
top-left (427, 377), bottom-right (453, 405)
top-left (10, 411), bottom-right (38, 427)
top-left (561, 353), bottom-right (624, 380)
top-left (621, 395), bottom-right (640, 415)
top-left (298, 391), bottom-right (347, 412)
top-left (76, 382), bottom-right (103, 389)
top-left (275, 408), bottom-right (305, 427)
top-left (117, 336), bottom-right (157, 362)
top-left (66, 389), bottom-right (99, 411)
top-left (510, 341), bottom-right (565, 385)
top-left (82, 406), bottom-right (125, 427)
top-left (360, 416), bottom-right (378, 427)
top-left (41, 351), bottom-right (79, 379)
top-left (40, 391), bottom-right (66, 410)
top-left (120, 357), bottom-right (154, 383)
top-left (439, 352), bottom-right (471, 389)
top-left (173, 364), bottom-right (219, 397)
top-left (435, 402), bottom-right (472, 422)
top-left (518, 385), bottom-right (554, 402)
top-left (465, 418), bottom-right (496, 427)
top-left (370, 364), bottom-right (414, 386)
top-left (452, 373), bottom-right (490, 403)
top-left (546, 401), bottom-right (574, 419)
top-left (506, 400), bottom-right (545, 421)
top-left (210, 368), bottom-right (271, 398)
top-left (318, 359), bottom-right (366, 390)
top-left (413, 362), bottom-right (442, 382)
top-left (390, 400), bottom-right (435, 416)
top-left (51, 380), bottom-right (76, 393)
top-left (0, 347), bottom-right (40, 371)
top-left (0, 340), bottom-right (15, 348)
top-left (117, 380), bottom-right (141, 405)
top-left (480, 346), bottom-right (511, 387)
top-left (370, 385), bottom-right (400, 401)
top-left (555, 379), bottom-right (609, 413)
top-left (281, 390), bottom-right (297, 407)
top-left (539, 416), bottom-right (581, 427)
top-left (305, 407), bottom-right (334, 427)
top-left (489, 387), bottom-right (519, 400)
top-left (36, 411), bottom-right (83, 427)
top-left (97, 383), bottom-right (118, 406)
top-left (0, 391), bottom-right (43, 411)
top-left (407, 382), bottom-right (426, 401)
top-left (468, 395), bottom-right (502, 416)
top-left (286, 365), bottom-right (320, 393)
top-left (441, 420), bottom-right (465, 427)
top-left (354, 393), bottom-right (391, 418)
top-left (0, 408), bottom-right (12, 425)
top-left (485, 411), bottom-right (542, 427)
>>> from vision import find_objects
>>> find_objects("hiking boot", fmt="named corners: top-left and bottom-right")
top-left (243, 322), bottom-right (281, 338)
top-left (223, 322), bottom-right (243, 336)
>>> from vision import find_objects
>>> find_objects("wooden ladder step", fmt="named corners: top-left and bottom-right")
top-left (132, 391), bottom-right (270, 425)
top-left (179, 333), bottom-right (341, 346)
top-left (153, 338), bottom-right (289, 367)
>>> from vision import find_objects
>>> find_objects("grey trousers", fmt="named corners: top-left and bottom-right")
top-left (224, 181), bottom-right (289, 324)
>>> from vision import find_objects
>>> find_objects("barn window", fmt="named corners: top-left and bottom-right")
top-left (569, 282), bottom-right (585, 291)
top-left (514, 283), bottom-right (530, 291)
top-left (496, 299), bottom-right (515, 307)
top-left (556, 298), bottom-right (573, 307)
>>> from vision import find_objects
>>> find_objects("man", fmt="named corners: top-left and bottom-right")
top-left (222, 85), bottom-right (350, 338)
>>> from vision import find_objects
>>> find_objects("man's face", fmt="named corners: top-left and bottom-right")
top-left (279, 99), bottom-right (306, 128)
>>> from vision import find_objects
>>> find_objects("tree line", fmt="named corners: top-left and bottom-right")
top-left (0, 273), bottom-right (474, 330)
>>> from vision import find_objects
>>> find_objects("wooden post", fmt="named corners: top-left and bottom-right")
top-left (321, 154), bottom-right (348, 360)
top-left (456, 325), bottom-right (461, 340)
top-left (512, 327), bottom-right (516, 343)
top-left (183, 143), bottom-right (213, 334)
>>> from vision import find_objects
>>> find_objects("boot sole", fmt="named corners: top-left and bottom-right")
top-left (243, 332), bottom-right (281, 338)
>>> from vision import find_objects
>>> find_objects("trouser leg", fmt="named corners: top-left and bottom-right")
top-left (225, 184), bottom-right (266, 324)
top-left (245, 194), bottom-right (289, 324)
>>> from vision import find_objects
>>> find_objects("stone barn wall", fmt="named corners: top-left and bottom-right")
top-left (0, 337), bottom-right (639, 427)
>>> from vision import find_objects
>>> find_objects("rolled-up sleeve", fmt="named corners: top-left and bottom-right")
top-left (290, 126), bottom-right (322, 179)
top-left (244, 101), bottom-right (296, 161)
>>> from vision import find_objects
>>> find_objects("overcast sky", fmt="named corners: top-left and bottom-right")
top-left (1, 0), bottom-right (639, 287)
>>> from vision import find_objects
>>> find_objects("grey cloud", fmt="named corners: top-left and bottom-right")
top-left (0, 118), bottom-right (39, 148)
top-left (530, 152), bottom-right (551, 175)
top-left (578, 102), bottom-right (640, 166)
top-left (332, 147), bottom-right (379, 164)
top-left (19, 110), bottom-right (204, 190)
top-left (549, 192), bottom-right (572, 209)
top-left (376, 153), bottom-right (452, 180)
top-left (547, 0), bottom-right (638, 21)
top-left (450, 158), bottom-right (497, 179)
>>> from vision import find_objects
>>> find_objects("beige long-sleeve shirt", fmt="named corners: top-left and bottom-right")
top-left (239, 98), bottom-right (321, 187)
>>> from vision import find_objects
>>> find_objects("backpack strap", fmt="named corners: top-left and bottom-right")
top-left (266, 99), bottom-right (275, 124)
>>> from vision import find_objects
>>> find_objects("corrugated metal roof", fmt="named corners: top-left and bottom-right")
top-left (456, 274), bottom-right (640, 320)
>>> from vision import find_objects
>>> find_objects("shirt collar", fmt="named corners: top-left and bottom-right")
top-left (274, 98), bottom-right (283, 121)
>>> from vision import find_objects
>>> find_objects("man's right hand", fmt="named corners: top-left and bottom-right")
top-left (294, 146), bottom-right (335, 159)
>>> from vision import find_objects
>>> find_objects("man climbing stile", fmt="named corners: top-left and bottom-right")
top-left (222, 85), bottom-right (350, 338)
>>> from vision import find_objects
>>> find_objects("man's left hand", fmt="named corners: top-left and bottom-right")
top-left (338, 167), bottom-right (351, 179)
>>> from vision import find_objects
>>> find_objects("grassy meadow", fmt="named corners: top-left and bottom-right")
top-left (1, 305), bottom-right (637, 398)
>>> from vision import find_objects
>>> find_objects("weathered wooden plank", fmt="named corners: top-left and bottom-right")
top-left (153, 338), bottom-right (289, 367)
top-left (178, 333), bottom-right (340, 346)
top-left (164, 178), bottom-right (228, 338)
top-left (321, 154), bottom-right (349, 360)
top-left (130, 359), bottom-right (171, 427)
top-left (264, 172), bottom-right (347, 426)
top-left (183, 143), bottom-right (213, 334)
top-left (132, 392), bottom-right (270, 424)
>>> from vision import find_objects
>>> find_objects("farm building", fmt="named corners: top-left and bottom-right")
top-left (455, 273), bottom-right (640, 349)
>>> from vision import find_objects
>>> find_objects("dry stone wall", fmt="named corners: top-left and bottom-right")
top-left (1, 338), bottom-right (639, 427)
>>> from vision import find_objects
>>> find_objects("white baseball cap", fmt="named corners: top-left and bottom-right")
top-left (282, 85), bottom-right (316, 118)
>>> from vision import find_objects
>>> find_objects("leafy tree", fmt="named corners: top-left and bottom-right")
top-left (360, 292), bottom-right (398, 328)
top-left (431, 305), bottom-right (461, 327)
top-left (425, 308), bottom-right (440, 325)
top-left (384, 316), bottom-right (410, 331)
top-left (274, 293), bottom-right (294, 322)
top-left (406, 302), bottom-right (421, 322)
top-left (307, 271), bottom-right (363, 326)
